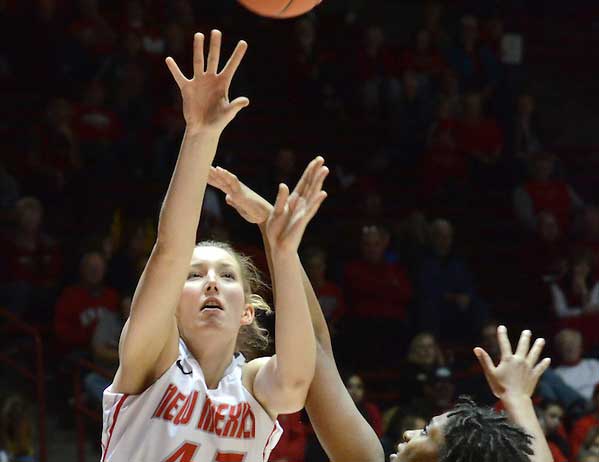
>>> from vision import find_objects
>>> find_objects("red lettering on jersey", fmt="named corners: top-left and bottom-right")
top-left (153, 384), bottom-right (178, 419)
top-left (174, 391), bottom-right (198, 425)
top-left (214, 452), bottom-right (245, 462)
top-left (235, 403), bottom-right (255, 439)
top-left (164, 442), bottom-right (200, 462)
top-left (164, 392), bottom-right (186, 421)
top-left (214, 404), bottom-right (229, 436)
top-left (222, 403), bottom-right (242, 438)
top-left (197, 397), bottom-right (215, 432)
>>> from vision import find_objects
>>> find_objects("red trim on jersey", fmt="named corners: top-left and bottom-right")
top-left (102, 394), bottom-right (129, 462)
top-left (262, 423), bottom-right (278, 461)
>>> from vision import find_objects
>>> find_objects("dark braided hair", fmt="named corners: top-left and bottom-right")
top-left (439, 397), bottom-right (534, 462)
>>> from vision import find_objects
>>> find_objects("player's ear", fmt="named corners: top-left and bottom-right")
top-left (241, 303), bottom-right (255, 325)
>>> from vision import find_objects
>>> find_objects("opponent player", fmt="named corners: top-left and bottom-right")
top-left (101, 31), bottom-right (327, 462)
top-left (209, 162), bottom-right (554, 462)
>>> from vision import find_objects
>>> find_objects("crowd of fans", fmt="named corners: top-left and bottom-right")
top-left (1, 0), bottom-right (599, 461)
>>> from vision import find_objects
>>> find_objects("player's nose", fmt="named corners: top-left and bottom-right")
top-left (403, 430), bottom-right (419, 442)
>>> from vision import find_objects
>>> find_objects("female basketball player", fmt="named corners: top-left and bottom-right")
top-left (209, 161), bottom-right (554, 462)
top-left (101, 31), bottom-right (326, 462)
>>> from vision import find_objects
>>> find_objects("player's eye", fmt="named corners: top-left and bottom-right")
top-left (187, 272), bottom-right (202, 280)
top-left (221, 272), bottom-right (235, 280)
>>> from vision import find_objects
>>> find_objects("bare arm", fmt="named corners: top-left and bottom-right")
top-left (113, 31), bottom-right (250, 394)
top-left (210, 161), bottom-right (384, 461)
top-left (475, 327), bottom-right (553, 462)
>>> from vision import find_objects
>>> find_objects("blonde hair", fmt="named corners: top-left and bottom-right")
top-left (195, 241), bottom-right (272, 359)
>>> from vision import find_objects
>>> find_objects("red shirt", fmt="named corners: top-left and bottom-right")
top-left (364, 401), bottom-right (383, 437)
top-left (524, 180), bottom-right (573, 231)
top-left (54, 285), bottom-right (120, 350)
top-left (456, 118), bottom-right (503, 160)
top-left (268, 412), bottom-right (306, 462)
top-left (570, 413), bottom-right (599, 458)
top-left (549, 441), bottom-right (567, 462)
top-left (344, 260), bottom-right (413, 320)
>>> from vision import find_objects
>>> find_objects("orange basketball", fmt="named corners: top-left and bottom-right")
top-left (237, 0), bottom-right (322, 19)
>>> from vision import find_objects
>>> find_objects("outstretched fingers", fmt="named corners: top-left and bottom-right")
top-left (497, 325), bottom-right (513, 359)
top-left (474, 347), bottom-right (496, 377)
top-left (206, 29), bottom-right (222, 74)
top-left (273, 183), bottom-right (290, 217)
top-left (165, 57), bottom-right (187, 88)
top-left (514, 330), bottom-right (531, 358)
top-left (307, 165), bottom-right (329, 200)
top-left (192, 33), bottom-right (205, 76)
top-left (221, 40), bottom-right (248, 83)
top-left (526, 337), bottom-right (546, 367)
top-left (533, 357), bottom-right (551, 379)
top-left (293, 157), bottom-right (319, 197)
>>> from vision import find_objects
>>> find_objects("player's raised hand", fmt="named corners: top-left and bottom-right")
top-left (265, 158), bottom-right (328, 254)
top-left (165, 30), bottom-right (249, 134)
top-left (474, 326), bottom-right (551, 400)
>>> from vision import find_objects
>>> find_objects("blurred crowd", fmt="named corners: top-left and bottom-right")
top-left (1, 0), bottom-right (599, 461)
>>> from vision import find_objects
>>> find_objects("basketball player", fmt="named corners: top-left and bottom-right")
top-left (101, 30), bottom-right (328, 462)
top-left (209, 162), bottom-right (554, 462)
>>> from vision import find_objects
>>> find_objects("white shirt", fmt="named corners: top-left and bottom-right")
top-left (101, 340), bottom-right (282, 462)
top-left (554, 359), bottom-right (599, 401)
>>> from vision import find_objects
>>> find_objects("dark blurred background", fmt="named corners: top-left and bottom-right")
top-left (2, 0), bottom-right (599, 461)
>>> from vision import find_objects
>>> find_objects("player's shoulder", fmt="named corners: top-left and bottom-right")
top-left (241, 356), bottom-right (271, 392)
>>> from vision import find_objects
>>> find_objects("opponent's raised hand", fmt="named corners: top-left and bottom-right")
top-left (166, 30), bottom-right (249, 133)
top-left (208, 166), bottom-right (271, 223)
top-left (265, 157), bottom-right (329, 254)
top-left (474, 326), bottom-right (551, 400)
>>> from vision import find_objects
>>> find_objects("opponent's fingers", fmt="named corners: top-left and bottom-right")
top-left (307, 165), bottom-right (329, 199)
top-left (526, 338), bottom-right (546, 367)
top-left (497, 325), bottom-right (513, 359)
top-left (206, 29), bottom-right (222, 74)
top-left (515, 330), bottom-right (532, 358)
top-left (532, 357), bottom-right (551, 379)
top-left (192, 33), bottom-right (205, 76)
top-left (304, 190), bottom-right (328, 221)
top-left (474, 347), bottom-right (496, 377)
top-left (165, 57), bottom-right (187, 88)
top-left (221, 40), bottom-right (248, 81)
top-left (273, 183), bottom-right (289, 216)
top-left (294, 157), bottom-right (318, 197)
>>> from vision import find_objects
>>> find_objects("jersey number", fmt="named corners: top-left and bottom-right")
top-left (164, 442), bottom-right (246, 462)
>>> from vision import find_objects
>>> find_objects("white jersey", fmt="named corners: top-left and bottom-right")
top-left (101, 340), bottom-right (282, 462)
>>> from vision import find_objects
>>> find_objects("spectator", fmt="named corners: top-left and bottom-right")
top-left (421, 1), bottom-right (450, 50)
top-left (26, 98), bottom-right (81, 201)
top-left (303, 246), bottom-right (346, 330)
top-left (579, 427), bottom-right (599, 462)
top-left (455, 92), bottom-right (503, 165)
top-left (84, 295), bottom-right (131, 403)
top-left (416, 219), bottom-right (488, 341)
top-left (355, 25), bottom-right (400, 116)
top-left (268, 411), bottom-right (307, 462)
top-left (398, 332), bottom-right (445, 405)
top-left (54, 250), bottom-right (120, 353)
top-left (394, 210), bottom-right (429, 274)
top-left (406, 365), bottom-right (456, 420)
top-left (550, 250), bottom-right (599, 347)
top-left (514, 151), bottom-right (584, 233)
top-left (521, 211), bottom-right (567, 282)
top-left (0, 197), bottom-right (62, 320)
top-left (507, 92), bottom-right (543, 161)
top-left (571, 386), bottom-right (599, 460)
top-left (401, 29), bottom-right (446, 81)
top-left (344, 224), bottom-right (412, 322)
top-left (553, 329), bottom-right (599, 402)
top-left (345, 373), bottom-right (383, 437)
top-left (447, 15), bottom-right (498, 93)
top-left (537, 400), bottom-right (570, 462)
top-left (0, 394), bottom-right (36, 462)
